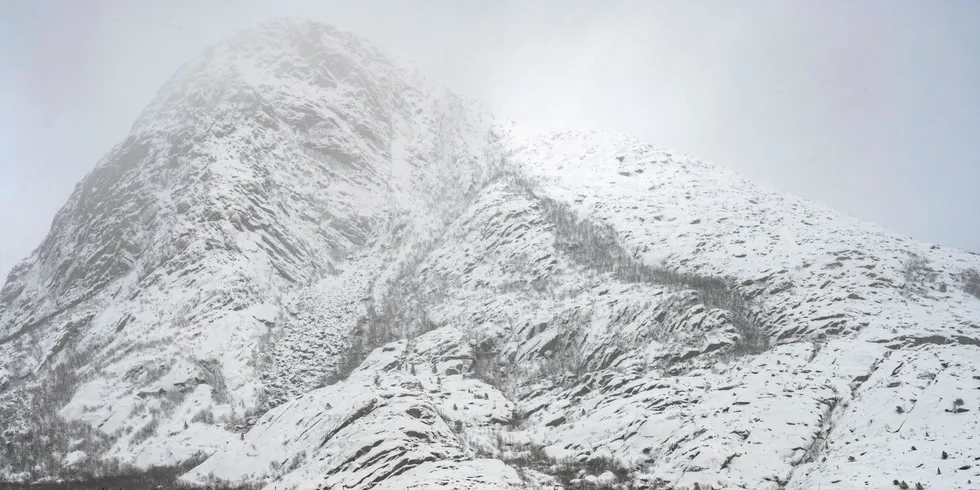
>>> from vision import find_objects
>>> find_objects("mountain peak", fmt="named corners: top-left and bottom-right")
top-left (131, 17), bottom-right (406, 138)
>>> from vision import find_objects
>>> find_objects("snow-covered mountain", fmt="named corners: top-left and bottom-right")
top-left (2, 18), bottom-right (979, 490)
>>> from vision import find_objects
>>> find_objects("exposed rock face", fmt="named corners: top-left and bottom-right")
top-left (2, 17), bottom-right (980, 490)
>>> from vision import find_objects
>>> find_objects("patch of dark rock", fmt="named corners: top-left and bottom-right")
top-left (880, 334), bottom-right (980, 350)
top-left (537, 336), bottom-right (560, 357)
top-left (954, 335), bottom-right (980, 347)
top-left (546, 416), bottom-right (567, 427)
top-left (403, 430), bottom-right (430, 442)
top-left (823, 320), bottom-right (847, 335)
top-left (318, 399), bottom-right (379, 450)
top-left (363, 454), bottom-right (436, 488)
top-left (812, 313), bottom-right (847, 322)
top-left (731, 430), bottom-right (750, 440)
top-left (720, 453), bottom-right (740, 470)
top-left (522, 403), bottom-right (549, 420)
top-left (137, 388), bottom-right (168, 399)
top-left (618, 171), bottom-right (631, 177)
top-left (326, 439), bottom-right (387, 476)
top-left (777, 325), bottom-right (803, 341)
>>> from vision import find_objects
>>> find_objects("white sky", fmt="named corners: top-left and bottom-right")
top-left (1, 0), bottom-right (979, 282)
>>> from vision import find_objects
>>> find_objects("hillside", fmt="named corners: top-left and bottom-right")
top-left (2, 18), bottom-right (979, 490)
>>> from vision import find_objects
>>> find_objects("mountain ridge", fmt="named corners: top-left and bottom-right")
top-left (2, 18), bottom-right (979, 490)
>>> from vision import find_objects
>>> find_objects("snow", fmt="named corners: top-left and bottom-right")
top-left (1, 16), bottom-right (979, 490)
top-left (61, 451), bottom-right (87, 468)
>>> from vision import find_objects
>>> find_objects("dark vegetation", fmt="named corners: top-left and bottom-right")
top-left (0, 129), bottom-right (776, 485)
top-left (963, 268), bottom-right (980, 300)
top-left (900, 252), bottom-right (938, 297)
top-left (510, 172), bottom-right (769, 358)
top-left (0, 345), bottom-right (118, 480)
top-left (0, 330), bottom-right (235, 483)
top-left (468, 425), bottom-right (633, 489)
top-left (326, 164), bottom-right (771, 392)
top-left (0, 454), bottom-right (243, 490)
top-left (323, 130), bottom-right (511, 385)
top-left (507, 445), bottom-right (631, 488)
top-left (324, 236), bottom-right (450, 386)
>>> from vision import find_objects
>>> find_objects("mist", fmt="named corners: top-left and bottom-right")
top-left (2, 0), bottom-right (979, 281)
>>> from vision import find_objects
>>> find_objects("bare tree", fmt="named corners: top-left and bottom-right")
top-left (963, 268), bottom-right (980, 300)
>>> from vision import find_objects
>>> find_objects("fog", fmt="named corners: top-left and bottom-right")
top-left (2, 0), bottom-right (979, 281)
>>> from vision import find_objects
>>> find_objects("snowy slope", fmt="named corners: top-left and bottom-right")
top-left (178, 162), bottom-right (980, 490)
top-left (3, 17), bottom-right (980, 490)
top-left (0, 17), bottom-right (501, 480)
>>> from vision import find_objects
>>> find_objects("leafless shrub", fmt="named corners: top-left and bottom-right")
top-left (504, 406), bottom-right (529, 430)
top-left (482, 128), bottom-right (507, 178)
top-left (537, 316), bottom-right (591, 386)
top-left (284, 449), bottom-right (307, 473)
top-left (495, 280), bottom-right (530, 294)
top-left (963, 268), bottom-right (980, 300)
top-left (498, 438), bottom-right (632, 488)
top-left (0, 343), bottom-right (125, 479)
top-left (194, 358), bottom-right (229, 404)
top-left (901, 252), bottom-right (938, 296)
top-left (6, 451), bottom-right (228, 489)
top-left (129, 402), bottom-right (147, 417)
top-left (265, 449), bottom-right (308, 481)
top-left (191, 408), bottom-right (216, 425)
top-left (468, 330), bottom-right (503, 386)
top-left (131, 417), bottom-right (160, 445)
top-left (726, 293), bottom-right (770, 356)
top-left (529, 276), bottom-right (556, 294)
top-left (507, 174), bottom-right (769, 357)
top-left (330, 240), bottom-right (450, 385)
top-left (158, 389), bottom-right (190, 417)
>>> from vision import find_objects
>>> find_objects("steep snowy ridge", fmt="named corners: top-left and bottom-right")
top-left (2, 18), bottom-right (980, 490)
top-left (181, 164), bottom-right (979, 489)
top-left (0, 17), bottom-right (500, 480)
top-left (509, 130), bottom-right (980, 342)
